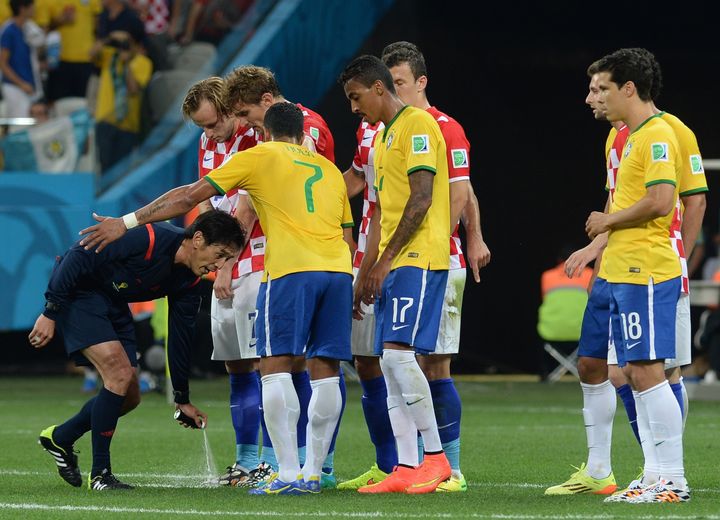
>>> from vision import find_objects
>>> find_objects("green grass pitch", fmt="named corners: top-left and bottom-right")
top-left (1, 375), bottom-right (719, 519)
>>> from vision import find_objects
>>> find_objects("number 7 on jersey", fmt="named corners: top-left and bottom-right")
top-left (294, 160), bottom-right (324, 213)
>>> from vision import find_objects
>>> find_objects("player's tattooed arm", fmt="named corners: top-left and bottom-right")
top-left (135, 183), bottom-right (211, 223)
top-left (381, 169), bottom-right (434, 263)
top-left (79, 179), bottom-right (219, 252)
top-left (364, 170), bottom-right (433, 299)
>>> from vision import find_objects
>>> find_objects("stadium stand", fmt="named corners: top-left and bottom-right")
top-left (171, 40), bottom-right (217, 70)
top-left (1, 0), bottom-right (396, 335)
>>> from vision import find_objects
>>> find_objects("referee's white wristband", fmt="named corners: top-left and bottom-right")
top-left (122, 212), bottom-right (139, 230)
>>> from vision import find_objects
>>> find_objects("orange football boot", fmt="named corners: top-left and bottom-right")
top-left (358, 465), bottom-right (416, 494)
top-left (405, 452), bottom-right (452, 494)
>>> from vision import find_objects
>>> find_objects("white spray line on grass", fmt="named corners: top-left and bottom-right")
top-left (2, 470), bottom-right (719, 495)
top-left (0, 469), bottom-right (200, 480)
top-left (1, 503), bottom-right (719, 519)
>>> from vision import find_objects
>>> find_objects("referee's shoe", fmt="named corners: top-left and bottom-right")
top-left (38, 425), bottom-right (82, 487)
top-left (88, 469), bottom-right (134, 490)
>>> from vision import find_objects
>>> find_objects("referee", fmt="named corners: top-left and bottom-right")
top-left (31, 210), bottom-right (244, 490)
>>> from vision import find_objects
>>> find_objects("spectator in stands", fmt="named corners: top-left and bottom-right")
top-left (167, 0), bottom-right (191, 43)
top-left (174, 0), bottom-right (253, 46)
top-left (88, 0), bottom-right (146, 115)
top-left (94, 28), bottom-right (152, 172)
top-left (0, 0), bottom-right (38, 122)
top-left (41, 0), bottom-right (102, 104)
top-left (128, 0), bottom-right (171, 71)
top-left (95, 0), bottom-right (146, 44)
top-left (29, 96), bottom-right (48, 122)
top-left (22, 6), bottom-right (44, 100)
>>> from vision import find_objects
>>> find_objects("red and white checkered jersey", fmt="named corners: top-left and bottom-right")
top-left (351, 120), bottom-right (383, 268)
top-left (669, 201), bottom-right (689, 293)
top-left (428, 106), bottom-right (470, 270)
top-left (198, 124), bottom-right (265, 278)
top-left (606, 125), bottom-right (689, 293)
top-left (129, 0), bottom-right (169, 35)
top-left (606, 125), bottom-right (629, 203)
top-left (297, 103), bottom-right (336, 163)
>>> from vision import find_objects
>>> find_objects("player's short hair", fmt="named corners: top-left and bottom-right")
top-left (225, 65), bottom-right (281, 108)
top-left (626, 47), bottom-right (663, 102)
top-left (381, 41), bottom-right (427, 79)
top-left (594, 48), bottom-right (655, 102)
top-left (181, 77), bottom-right (231, 120)
top-left (338, 55), bottom-right (395, 94)
top-left (185, 209), bottom-right (245, 251)
top-left (264, 102), bottom-right (304, 142)
top-left (586, 59), bottom-right (602, 77)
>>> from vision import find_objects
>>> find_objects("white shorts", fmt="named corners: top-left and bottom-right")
top-left (430, 268), bottom-right (466, 355)
top-left (665, 292), bottom-right (691, 369)
top-left (1, 82), bottom-right (33, 119)
top-left (210, 271), bottom-right (261, 361)
top-left (607, 292), bottom-right (690, 368)
top-left (351, 267), bottom-right (376, 356)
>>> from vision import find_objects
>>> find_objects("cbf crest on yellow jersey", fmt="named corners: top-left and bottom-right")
top-left (599, 115), bottom-right (681, 285)
top-left (205, 141), bottom-right (353, 281)
top-left (373, 106), bottom-right (450, 271)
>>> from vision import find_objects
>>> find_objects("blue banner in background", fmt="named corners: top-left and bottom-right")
top-left (0, 174), bottom-right (94, 330)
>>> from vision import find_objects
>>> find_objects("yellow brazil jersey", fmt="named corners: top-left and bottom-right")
top-left (95, 47), bottom-right (152, 132)
top-left (373, 105), bottom-right (450, 271)
top-left (46, 0), bottom-right (102, 63)
top-left (205, 141), bottom-right (353, 281)
top-left (659, 112), bottom-right (708, 198)
top-left (599, 115), bottom-right (681, 285)
top-left (605, 127), bottom-right (617, 162)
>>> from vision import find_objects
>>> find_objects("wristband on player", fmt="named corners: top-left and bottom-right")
top-left (122, 212), bottom-right (138, 230)
top-left (173, 390), bottom-right (190, 404)
top-left (43, 300), bottom-right (61, 319)
top-left (44, 301), bottom-right (61, 313)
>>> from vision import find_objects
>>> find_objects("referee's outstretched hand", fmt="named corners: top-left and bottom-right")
top-left (79, 213), bottom-right (128, 253)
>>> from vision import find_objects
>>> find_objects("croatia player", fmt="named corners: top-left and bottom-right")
top-left (181, 77), bottom-right (272, 487)
top-left (381, 41), bottom-right (491, 492)
top-left (225, 65), bottom-right (335, 161)
top-left (223, 64), bottom-right (343, 487)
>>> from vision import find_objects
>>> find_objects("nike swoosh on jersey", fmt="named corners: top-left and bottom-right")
top-left (392, 324), bottom-right (410, 331)
top-left (627, 341), bottom-right (641, 349)
top-left (202, 152), bottom-right (215, 168)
